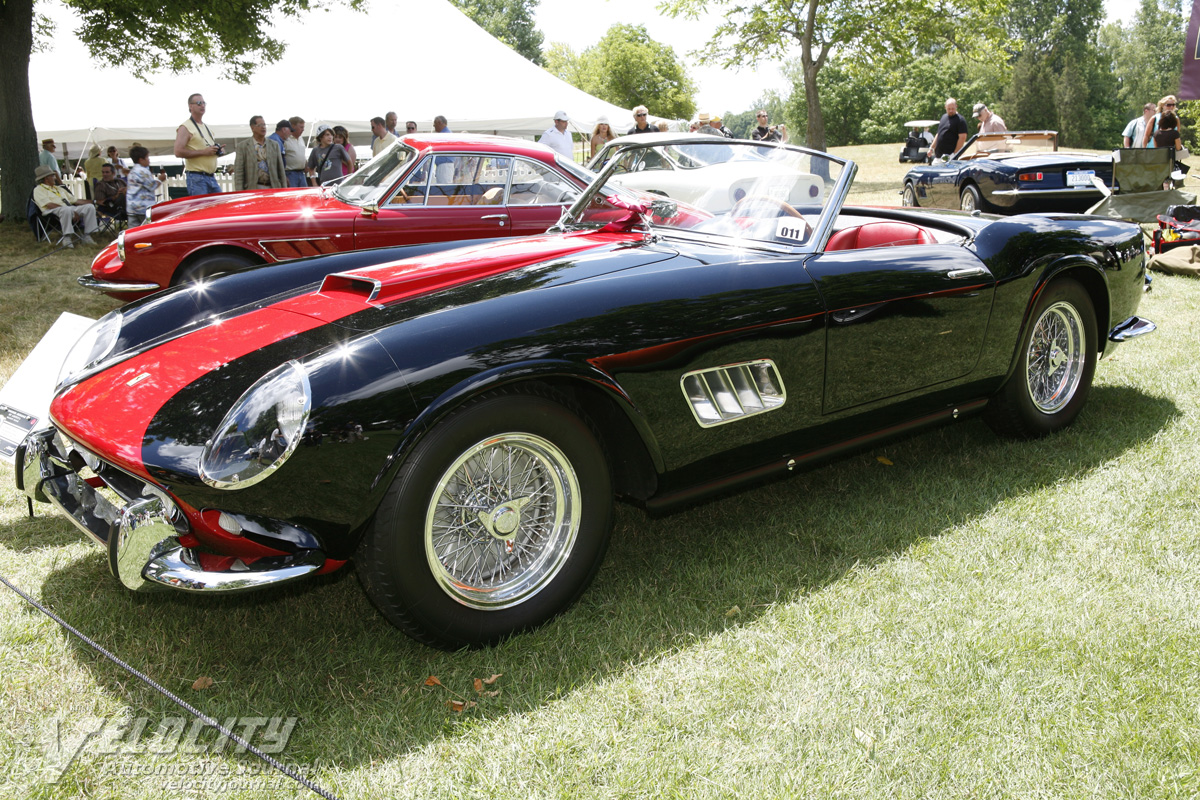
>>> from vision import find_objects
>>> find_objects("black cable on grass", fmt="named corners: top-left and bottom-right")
top-left (0, 246), bottom-right (68, 278)
top-left (0, 570), bottom-right (342, 800)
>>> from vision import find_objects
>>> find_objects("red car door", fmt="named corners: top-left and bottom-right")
top-left (352, 154), bottom-right (515, 249)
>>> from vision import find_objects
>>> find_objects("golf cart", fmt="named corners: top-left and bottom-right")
top-left (900, 120), bottom-right (938, 163)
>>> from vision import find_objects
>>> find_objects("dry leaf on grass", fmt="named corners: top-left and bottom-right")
top-left (482, 674), bottom-right (502, 685)
top-left (473, 678), bottom-right (484, 693)
top-left (876, 456), bottom-right (893, 466)
top-left (424, 675), bottom-right (442, 687)
top-left (447, 700), bottom-right (477, 713)
top-left (725, 605), bottom-right (741, 617)
top-left (192, 676), bottom-right (214, 690)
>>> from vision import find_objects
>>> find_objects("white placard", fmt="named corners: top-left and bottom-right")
top-left (0, 312), bottom-right (95, 463)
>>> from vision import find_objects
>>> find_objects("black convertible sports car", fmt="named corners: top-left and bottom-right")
top-left (902, 131), bottom-right (1114, 214)
top-left (19, 137), bottom-right (1154, 649)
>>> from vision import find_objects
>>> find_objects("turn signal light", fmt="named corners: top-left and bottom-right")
top-left (1018, 172), bottom-right (1044, 181)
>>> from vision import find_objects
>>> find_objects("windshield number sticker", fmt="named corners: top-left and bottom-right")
top-left (775, 219), bottom-right (808, 242)
top-left (1067, 170), bottom-right (1095, 187)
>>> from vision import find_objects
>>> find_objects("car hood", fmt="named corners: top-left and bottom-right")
top-left (149, 187), bottom-right (351, 225)
top-left (51, 231), bottom-right (660, 480)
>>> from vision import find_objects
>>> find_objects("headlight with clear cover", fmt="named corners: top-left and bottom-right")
top-left (57, 312), bottom-right (122, 389)
top-left (200, 362), bottom-right (311, 489)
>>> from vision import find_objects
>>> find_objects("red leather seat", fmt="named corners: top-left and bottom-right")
top-left (825, 221), bottom-right (936, 251)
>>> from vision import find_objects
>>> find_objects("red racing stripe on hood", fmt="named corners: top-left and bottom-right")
top-left (304, 232), bottom-right (624, 310)
top-left (50, 232), bottom-right (622, 478)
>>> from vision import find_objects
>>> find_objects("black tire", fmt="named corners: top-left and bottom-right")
top-left (902, 183), bottom-right (919, 207)
top-left (959, 184), bottom-right (985, 213)
top-left (356, 384), bottom-right (613, 650)
top-left (171, 251), bottom-right (257, 287)
top-left (985, 278), bottom-right (1097, 439)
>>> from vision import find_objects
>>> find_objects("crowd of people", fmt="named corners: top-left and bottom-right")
top-left (32, 90), bottom-right (1188, 247)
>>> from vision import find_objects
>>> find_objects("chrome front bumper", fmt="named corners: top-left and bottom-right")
top-left (18, 428), bottom-right (324, 593)
top-left (77, 275), bottom-right (161, 293)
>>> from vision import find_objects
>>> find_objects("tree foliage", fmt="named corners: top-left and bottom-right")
top-left (449, 0), bottom-right (544, 65)
top-left (1101, 0), bottom-right (1188, 119)
top-left (0, 0), bottom-right (360, 224)
top-left (663, 0), bottom-right (1006, 150)
top-left (544, 25), bottom-right (697, 121)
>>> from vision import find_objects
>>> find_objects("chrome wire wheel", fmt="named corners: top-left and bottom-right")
top-left (424, 432), bottom-right (580, 610)
top-left (1025, 300), bottom-right (1086, 413)
top-left (902, 183), bottom-right (917, 207)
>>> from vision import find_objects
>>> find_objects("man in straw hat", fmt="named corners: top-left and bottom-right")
top-left (33, 165), bottom-right (98, 247)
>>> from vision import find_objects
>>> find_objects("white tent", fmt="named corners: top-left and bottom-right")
top-left (30, 0), bottom-right (655, 160)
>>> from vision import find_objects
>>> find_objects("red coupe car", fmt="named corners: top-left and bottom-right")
top-left (81, 134), bottom-right (595, 300)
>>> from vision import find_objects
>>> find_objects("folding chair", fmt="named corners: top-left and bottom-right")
top-left (95, 205), bottom-right (127, 237)
top-left (1112, 147), bottom-right (1175, 194)
top-left (26, 192), bottom-right (69, 246)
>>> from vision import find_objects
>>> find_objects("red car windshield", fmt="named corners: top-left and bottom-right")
top-left (335, 143), bottom-right (418, 206)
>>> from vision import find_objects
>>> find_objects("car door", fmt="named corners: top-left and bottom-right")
top-left (803, 238), bottom-right (995, 415)
top-left (921, 158), bottom-right (967, 208)
top-left (504, 157), bottom-right (585, 236)
top-left (353, 154), bottom-right (514, 249)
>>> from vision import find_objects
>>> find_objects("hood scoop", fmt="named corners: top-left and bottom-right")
top-left (317, 233), bottom-right (619, 307)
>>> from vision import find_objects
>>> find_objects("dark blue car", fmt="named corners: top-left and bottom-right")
top-left (902, 131), bottom-right (1114, 214)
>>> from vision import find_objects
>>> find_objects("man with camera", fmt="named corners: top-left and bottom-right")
top-left (174, 93), bottom-right (224, 196)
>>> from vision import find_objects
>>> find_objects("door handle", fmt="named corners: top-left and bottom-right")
top-left (947, 267), bottom-right (988, 279)
top-left (481, 214), bottom-right (508, 227)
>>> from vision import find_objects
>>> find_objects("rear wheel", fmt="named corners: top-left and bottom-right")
top-left (171, 251), bottom-right (257, 286)
top-left (985, 278), bottom-right (1097, 439)
top-left (959, 184), bottom-right (984, 213)
top-left (356, 385), bottom-right (613, 650)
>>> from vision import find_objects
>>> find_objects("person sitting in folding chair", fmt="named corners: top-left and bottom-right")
top-left (93, 163), bottom-right (128, 231)
top-left (33, 165), bottom-right (98, 248)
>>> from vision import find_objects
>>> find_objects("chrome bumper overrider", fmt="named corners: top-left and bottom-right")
top-left (1108, 316), bottom-right (1156, 343)
top-left (77, 275), bottom-right (161, 293)
top-left (18, 428), bottom-right (324, 593)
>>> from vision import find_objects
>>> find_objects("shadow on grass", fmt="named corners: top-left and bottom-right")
top-left (22, 383), bottom-right (1177, 770)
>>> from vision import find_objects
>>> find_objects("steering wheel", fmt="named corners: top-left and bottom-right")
top-left (729, 195), bottom-right (811, 241)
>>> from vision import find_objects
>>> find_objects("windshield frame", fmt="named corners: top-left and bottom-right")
top-left (565, 135), bottom-right (857, 254)
top-left (332, 141), bottom-right (420, 207)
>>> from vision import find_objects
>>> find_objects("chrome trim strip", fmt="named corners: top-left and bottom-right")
top-left (991, 187), bottom-right (1106, 197)
top-left (77, 275), bottom-right (161, 293)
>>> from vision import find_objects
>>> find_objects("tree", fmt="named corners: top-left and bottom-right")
top-left (663, 0), bottom-right (1006, 151)
top-left (544, 25), bottom-right (697, 121)
top-left (1, 0), bottom-right (360, 226)
top-left (1101, 0), bottom-right (1187, 118)
top-left (999, 0), bottom-right (1123, 147)
top-left (449, 0), bottom-right (544, 65)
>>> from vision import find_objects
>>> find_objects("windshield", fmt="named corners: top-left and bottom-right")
top-left (959, 132), bottom-right (1058, 159)
top-left (334, 143), bottom-right (418, 205)
top-left (565, 137), bottom-right (848, 248)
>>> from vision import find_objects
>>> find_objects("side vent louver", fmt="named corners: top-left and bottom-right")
top-left (680, 359), bottom-right (787, 428)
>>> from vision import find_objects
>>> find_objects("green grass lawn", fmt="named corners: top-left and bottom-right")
top-left (1, 155), bottom-right (1199, 799)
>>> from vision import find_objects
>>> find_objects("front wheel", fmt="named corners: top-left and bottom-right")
top-left (985, 278), bottom-right (1097, 439)
top-left (172, 251), bottom-right (257, 286)
top-left (902, 183), bottom-right (918, 207)
top-left (356, 385), bottom-right (613, 649)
